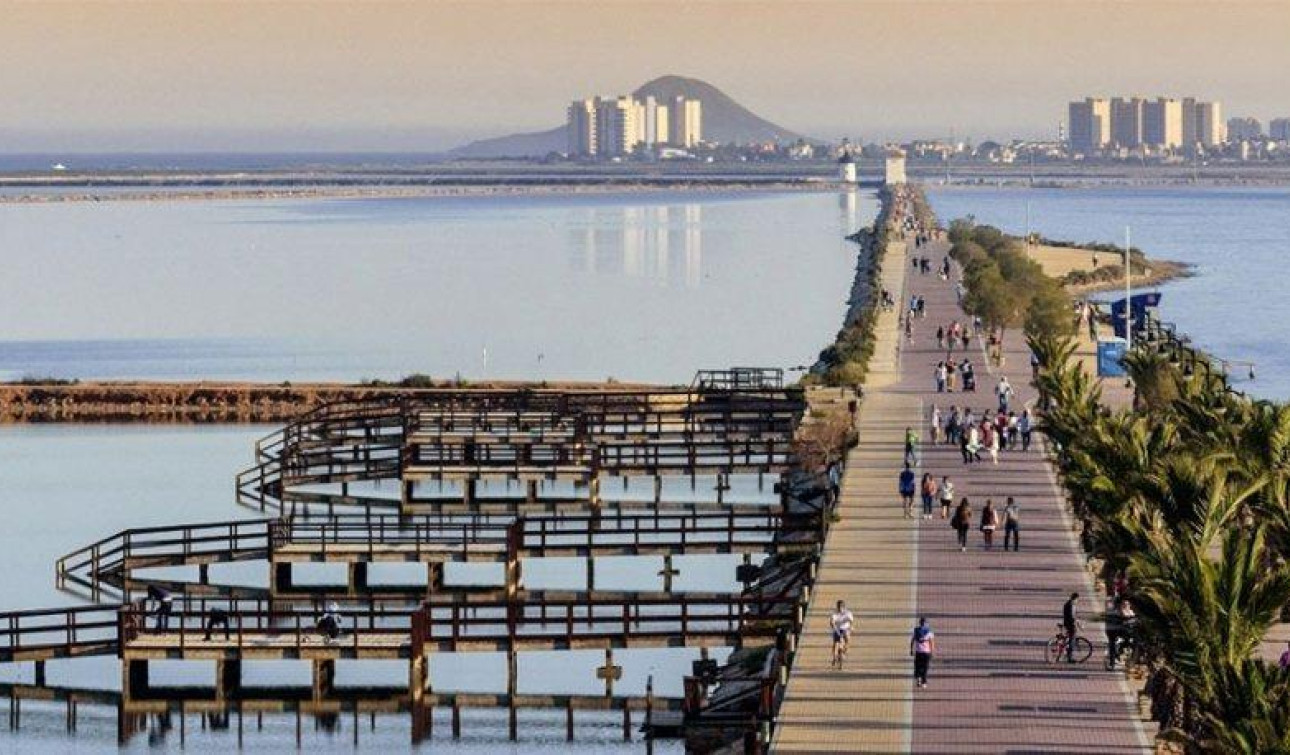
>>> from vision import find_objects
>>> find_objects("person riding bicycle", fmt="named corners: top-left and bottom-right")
top-left (1105, 597), bottom-right (1138, 668)
top-left (1062, 592), bottom-right (1082, 663)
top-left (830, 600), bottom-right (854, 669)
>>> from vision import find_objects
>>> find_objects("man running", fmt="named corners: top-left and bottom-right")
top-left (830, 600), bottom-right (855, 668)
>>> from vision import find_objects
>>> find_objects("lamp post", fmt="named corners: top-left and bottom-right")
top-left (1124, 226), bottom-right (1132, 353)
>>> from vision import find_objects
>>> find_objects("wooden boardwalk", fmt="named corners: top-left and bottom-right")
top-left (775, 231), bottom-right (1151, 753)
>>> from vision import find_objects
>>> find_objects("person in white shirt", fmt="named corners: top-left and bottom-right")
top-left (830, 600), bottom-right (855, 669)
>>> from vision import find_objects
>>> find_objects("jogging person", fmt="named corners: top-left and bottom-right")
top-left (830, 600), bottom-right (855, 669)
top-left (899, 462), bottom-right (917, 519)
top-left (910, 618), bottom-right (935, 688)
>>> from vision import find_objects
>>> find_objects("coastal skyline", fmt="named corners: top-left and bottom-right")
top-left (2, 0), bottom-right (1289, 152)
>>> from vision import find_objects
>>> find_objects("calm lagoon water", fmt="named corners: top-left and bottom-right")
top-left (0, 190), bottom-right (876, 751)
top-left (0, 190), bottom-right (876, 383)
top-left (927, 186), bottom-right (1290, 400)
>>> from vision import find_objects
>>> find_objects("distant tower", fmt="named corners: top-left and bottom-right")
top-left (837, 152), bottom-right (857, 184)
top-left (884, 149), bottom-right (907, 186)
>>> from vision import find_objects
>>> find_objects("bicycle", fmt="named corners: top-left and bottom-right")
top-left (1045, 623), bottom-right (1093, 664)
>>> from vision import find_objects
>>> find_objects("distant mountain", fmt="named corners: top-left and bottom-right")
top-left (448, 75), bottom-right (806, 158)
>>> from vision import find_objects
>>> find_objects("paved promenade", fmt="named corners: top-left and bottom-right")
top-left (774, 232), bottom-right (1150, 753)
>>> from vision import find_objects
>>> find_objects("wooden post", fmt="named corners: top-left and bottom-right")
top-left (272, 562), bottom-right (293, 595)
top-left (312, 659), bottom-right (335, 702)
top-left (401, 479), bottom-right (415, 514)
top-left (122, 659), bottom-right (149, 702)
top-left (426, 563), bottom-right (444, 598)
top-left (507, 649), bottom-right (518, 740)
top-left (348, 562), bottom-right (369, 594)
top-left (526, 479), bottom-right (538, 503)
top-left (565, 701), bottom-right (574, 741)
top-left (34, 660), bottom-right (46, 687)
top-left (215, 659), bottom-right (242, 702)
top-left (198, 564), bottom-right (210, 585)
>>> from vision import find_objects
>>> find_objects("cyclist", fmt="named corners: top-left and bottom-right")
top-left (830, 600), bottom-right (855, 669)
top-left (1062, 592), bottom-right (1082, 663)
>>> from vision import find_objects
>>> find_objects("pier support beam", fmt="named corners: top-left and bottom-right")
top-left (400, 479), bottom-right (415, 513)
top-left (425, 563), bottom-right (444, 597)
top-left (348, 562), bottom-right (369, 593)
top-left (526, 479), bottom-right (539, 503)
top-left (34, 660), bottom-right (46, 687)
top-left (216, 659), bottom-right (242, 702)
top-left (273, 562), bottom-right (293, 595)
top-left (122, 659), bottom-right (150, 701)
top-left (312, 659), bottom-right (335, 702)
top-left (409, 655), bottom-right (428, 704)
top-left (198, 564), bottom-right (210, 585)
top-left (507, 650), bottom-right (518, 740)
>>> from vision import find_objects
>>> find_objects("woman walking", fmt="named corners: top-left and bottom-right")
top-left (953, 498), bottom-right (973, 552)
top-left (938, 477), bottom-right (955, 519)
top-left (910, 618), bottom-right (936, 688)
top-left (1019, 410), bottom-right (1034, 452)
top-left (980, 499), bottom-right (999, 550)
top-left (920, 472), bottom-right (937, 520)
top-left (930, 405), bottom-right (942, 444)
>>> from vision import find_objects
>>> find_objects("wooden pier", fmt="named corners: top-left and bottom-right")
top-left (236, 374), bottom-right (805, 515)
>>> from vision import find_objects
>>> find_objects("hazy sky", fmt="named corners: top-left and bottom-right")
top-left (1, 0), bottom-right (1287, 152)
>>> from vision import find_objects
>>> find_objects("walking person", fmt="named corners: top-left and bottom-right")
top-left (953, 498), bottom-right (972, 552)
top-left (920, 472), bottom-right (937, 520)
top-left (936, 325), bottom-right (945, 350)
top-left (899, 462), bottom-right (917, 519)
top-left (147, 585), bottom-right (174, 630)
top-left (904, 426), bottom-right (920, 467)
top-left (1019, 410), bottom-right (1034, 452)
top-left (985, 419), bottom-right (1000, 465)
top-left (1003, 496), bottom-right (1021, 551)
top-left (830, 600), bottom-right (855, 669)
top-left (910, 618), bottom-right (936, 688)
top-left (930, 405), bottom-right (942, 445)
top-left (935, 362), bottom-right (947, 393)
top-left (980, 499), bottom-right (999, 550)
top-left (1006, 411), bottom-right (1019, 450)
top-left (946, 406), bottom-right (961, 446)
top-left (945, 359), bottom-right (957, 391)
top-left (938, 477), bottom-right (955, 519)
top-left (996, 376), bottom-right (1014, 413)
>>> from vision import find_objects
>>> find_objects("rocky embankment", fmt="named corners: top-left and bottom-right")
top-left (0, 380), bottom-right (651, 423)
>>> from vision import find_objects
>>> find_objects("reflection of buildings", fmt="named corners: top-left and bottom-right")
top-left (839, 189), bottom-right (858, 234)
top-left (568, 204), bottom-right (704, 288)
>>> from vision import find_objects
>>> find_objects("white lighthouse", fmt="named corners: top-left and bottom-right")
top-left (837, 152), bottom-right (858, 184)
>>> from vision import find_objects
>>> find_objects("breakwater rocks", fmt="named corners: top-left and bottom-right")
top-left (0, 380), bottom-right (651, 423)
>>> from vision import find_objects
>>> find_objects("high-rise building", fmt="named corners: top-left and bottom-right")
top-left (1270, 118), bottom-right (1290, 142)
top-left (595, 96), bottom-right (640, 156)
top-left (1068, 98), bottom-right (1111, 155)
top-left (670, 97), bottom-right (702, 148)
top-left (1227, 117), bottom-right (1262, 141)
top-left (1110, 97), bottom-right (1145, 148)
top-left (566, 98), bottom-right (599, 156)
top-left (1181, 97), bottom-right (1199, 150)
top-left (1194, 101), bottom-right (1225, 148)
top-left (655, 104), bottom-right (670, 146)
top-left (1143, 98), bottom-right (1184, 150)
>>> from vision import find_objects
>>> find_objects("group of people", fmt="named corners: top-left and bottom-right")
top-left (931, 403), bottom-right (1034, 461)
top-left (829, 599), bottom-right (937, 689)
top-left (933, 356), bottom-right (977, 393)
top-left (948, 496), bottom-right (1021, 552)
top-left (141, 586), bottom-right (348, 643)
top-left (934, 320), bottom-right (974, 355)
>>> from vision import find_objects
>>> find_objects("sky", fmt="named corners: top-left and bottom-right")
top-left (1, 0), bottom-right (1288, 152)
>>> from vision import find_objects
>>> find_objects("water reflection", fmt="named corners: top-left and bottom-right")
top-left (569, 204), bottom-right (704, 289)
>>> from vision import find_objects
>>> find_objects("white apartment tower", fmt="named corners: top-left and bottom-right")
top-left (566, 98), bottom-right (599, 156)
top-left (1143, 98), bottom-right (1184, 150)
top-left (670, 97), bottom-right (702, 148)
top-left (1194, 100), bottom-right (1225, 149)
top-left (1110, 97), bottom-right (1145, 148)
top-left (595, 96), bottom-right (640, 157)
top-left (1068, 98), bottom-right (1111, 155)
